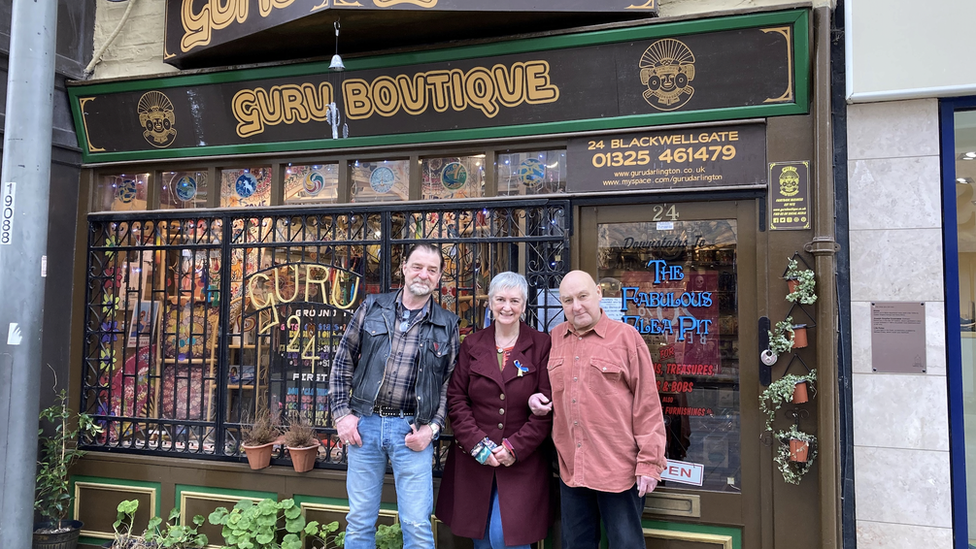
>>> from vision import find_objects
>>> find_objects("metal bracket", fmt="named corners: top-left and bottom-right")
top-left (804, 237), bottom-right (841, 255)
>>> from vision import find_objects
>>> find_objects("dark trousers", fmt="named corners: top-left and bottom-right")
top-left (559, 479), bottom-right (645, 549)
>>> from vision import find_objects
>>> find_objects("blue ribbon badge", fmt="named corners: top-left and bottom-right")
top-left (514, 360), bottom-right (529, 378)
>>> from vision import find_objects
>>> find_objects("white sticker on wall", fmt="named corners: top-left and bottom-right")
top-left (1, 181), bottom-right (15, 245)
top-left (7, 323), bottom-right (23, 345)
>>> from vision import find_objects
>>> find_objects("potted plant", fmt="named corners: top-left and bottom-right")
top-left (107, 499), bottom-right (207, 548)
top-left (241, 406), bottom-right (282, 470)
top-left (759, 369), bottom-right (817, 431)
top-left (207, 497), bottom-right (341, 549)
top-left (767, 317), bottom-right (795, 358)
top-left (283, 413), bottom-right (320, 473)
top-left (33, 389), bottom-right (102, 549)
top-left (784, 258), bottom-right (817, 305)
top-left (773, 424), bottom-right (818, 485)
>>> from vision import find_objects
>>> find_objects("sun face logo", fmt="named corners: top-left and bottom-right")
top-left (639, 38), bottom-right (696, 111)
top-left (137, 91), bottom-right (177, 148)
top-left (779, 166), bottom-right (800, 197)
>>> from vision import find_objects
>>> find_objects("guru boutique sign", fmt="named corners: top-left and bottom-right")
top-left (71, 10), bottom-right (808, 163)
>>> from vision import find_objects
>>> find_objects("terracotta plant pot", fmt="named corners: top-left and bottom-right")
top-left (242, 442), bottom-right (275, 470)
top-left (288, 443), bottom-right (320, 473)
top-left (787, 278), bottom-right (800, 294)
top-left (792, 381), bottom-right (809, 404)
top-left (792, 325), bottom-right (808, 349)
top-left (789, 439), bottom-right (809, 462)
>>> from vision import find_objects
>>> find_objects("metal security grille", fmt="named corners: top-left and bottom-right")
top-left (81, 199), bottom-right (570, 472)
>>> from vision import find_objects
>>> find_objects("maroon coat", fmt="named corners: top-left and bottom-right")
top-left (435, 323), bottom-right (553, 545)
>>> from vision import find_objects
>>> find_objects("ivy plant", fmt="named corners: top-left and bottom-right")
top-left (759, 369), bottom-right (817, 432)
top-left (767, 317), bottom-right (795, 356)
top-left (784, 258), bottom-right (817, 305)
top-left (773, 424), bottom-right (818, 485)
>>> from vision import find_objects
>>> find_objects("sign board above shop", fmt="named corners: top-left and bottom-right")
top-left (165, 0), bottom-right (660, 69)
top-left (69, 9), bottom-right (809, 164)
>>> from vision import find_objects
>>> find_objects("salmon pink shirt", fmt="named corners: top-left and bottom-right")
top-left (548, 311), bottom-right (667, 492)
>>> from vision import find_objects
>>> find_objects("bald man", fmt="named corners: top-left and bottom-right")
top-left (530, 270), bottom-right (666, 548)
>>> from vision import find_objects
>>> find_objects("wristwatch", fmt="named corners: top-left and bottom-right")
top-left (429, 423), bottom-right (441, 441)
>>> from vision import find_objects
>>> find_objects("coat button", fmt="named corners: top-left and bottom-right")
top-left (500, 394), bottom-right (505, 400)
top-left (499, 408), bottom-right (505, 415)
top-left (498, 423), bottom-right (504, 429)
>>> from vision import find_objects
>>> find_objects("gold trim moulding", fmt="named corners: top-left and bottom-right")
top-left (73, 481), bottom-right (158, 540)
top-left (643, 492), bottom-right (702, 518)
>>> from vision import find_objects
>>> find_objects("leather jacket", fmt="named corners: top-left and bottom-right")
top-left (348, 292), bottom-right (459, 425)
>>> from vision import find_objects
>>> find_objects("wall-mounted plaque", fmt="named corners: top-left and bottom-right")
top-left (870, 302), bottom-right (926, 373)
top-left (769, 161), bottom-right (810, 230)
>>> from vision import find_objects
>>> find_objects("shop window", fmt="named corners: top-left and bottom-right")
top-left (420, 155), bottom-right (485, 200)
top-left (94, 173), bottom-right (150, 211)
top-left (496, 150), bottom-right (566, 196)
top-left (350, 159), bottom-right (409, 203)
top-left (160, 171), bottom-right (208, 209)
top-left (220, 167), bottom-right (272, 207)
top-left (596, 218), bottom-right (739, 491)
top-left (284, 164), bottom-right (339, 204)
top-left (82, 203), bottom-right (569, 468)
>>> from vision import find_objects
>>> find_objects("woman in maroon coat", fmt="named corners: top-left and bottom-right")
top-left (436, 272), bottom-right (553, 549)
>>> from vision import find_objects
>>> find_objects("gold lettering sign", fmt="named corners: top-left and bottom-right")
top-left (181, 0), bottom-right (297, 53)
top-left (232, 82), bottom-right (335, 138)
top-left (246, 264), bottom-right (360, 334)
top-left (342, 60), bottom-right (559, 120)
top-left (229, 60), bottom-right (560, 137)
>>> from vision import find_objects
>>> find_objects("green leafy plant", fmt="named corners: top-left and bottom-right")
top-left (333, 523), bottom-right (402, 549)
top-left (767, 317), bottom-right (795, 356)
top-left (784, 258), bottom-right (817, 305)
top-left (208, 497), bottom-right (340, 549)
top-left (34, 389), bottom-right (102, 531)
top-left (759, 369), bottom-right (817, 432)
top-left (110, 499), bottom-right (207, 548)
top-left (773, 424), bottom-right (818, 485)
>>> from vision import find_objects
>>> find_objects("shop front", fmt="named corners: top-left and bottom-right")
top-left (67, 6), bottom-right (837, 548)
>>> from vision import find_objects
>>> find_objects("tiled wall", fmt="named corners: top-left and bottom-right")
top-left (847, 99), bottom-right (953, 548)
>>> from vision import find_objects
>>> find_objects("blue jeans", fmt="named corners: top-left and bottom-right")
top-left (344, 414), bottom-right (435, 549)
top-left (559, 479), bottom-right (645, 549)
top-left (472, 481), bottom-right (531, 549)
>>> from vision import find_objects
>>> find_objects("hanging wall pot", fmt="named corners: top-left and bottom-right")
top-left (792, 324), bottom-right (808, 349)
top-left (789, 439), bottom-right (810, 462)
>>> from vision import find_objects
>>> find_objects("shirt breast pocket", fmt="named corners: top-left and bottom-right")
top-left (547, 357), bottom-right (566, 394)
top-left (588, 358), bottom-right (622, 396)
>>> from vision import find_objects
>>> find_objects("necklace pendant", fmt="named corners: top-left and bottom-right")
top-left (497, 347), bottom-right (504, 354)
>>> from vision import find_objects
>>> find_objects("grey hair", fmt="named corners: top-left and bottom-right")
top-left (488, 271), bottom-right (529, 303)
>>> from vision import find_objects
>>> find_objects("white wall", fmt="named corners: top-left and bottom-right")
top-left (847, 0), bottom-right (976, 102)
top-left (847, 98), bottom-right (953, 548)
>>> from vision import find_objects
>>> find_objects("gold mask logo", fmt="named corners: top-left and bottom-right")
top-left (779, 166), bottom-right (800, 197)
top-left (137, 91), bottom-right (177, 148)
top-left (639, 38), bottom-right (696, 111)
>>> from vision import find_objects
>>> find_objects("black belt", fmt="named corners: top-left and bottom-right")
top-left (373, 405), bottom-right (415, 417)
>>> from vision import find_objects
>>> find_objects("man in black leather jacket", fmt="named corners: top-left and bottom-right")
top-left (329, 243), bottom-right (460, 549)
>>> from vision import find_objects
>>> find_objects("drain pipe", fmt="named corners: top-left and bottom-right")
top-left (0, 0), bottom-right (59, 547)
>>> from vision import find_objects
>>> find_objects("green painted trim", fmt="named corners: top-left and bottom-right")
top-left (642, 519), bottom-right (742, 549)
top-left (174, 484), bottom-right (277, 510)
top-left (293, 494), bottom-right (397, 512)
top-left (79, 101), bottom-right (805, 164)
top-left (69, 8), bottom-right (810, 164)
top-left (71, 475), bottom-right (162, 517)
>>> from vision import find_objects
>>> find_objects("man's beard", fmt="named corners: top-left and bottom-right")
top-left (408, 281), bottom-right (433, 296)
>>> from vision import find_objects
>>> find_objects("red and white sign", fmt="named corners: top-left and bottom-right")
top-left (661, 459), bottom-right (704, 486)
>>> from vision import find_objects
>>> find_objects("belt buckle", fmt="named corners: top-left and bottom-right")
top-left (376, 406), bottom-right (403, 417)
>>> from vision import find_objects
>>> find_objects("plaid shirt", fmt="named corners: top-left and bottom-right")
top-left (330, 292), bottom-right (456, 428)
